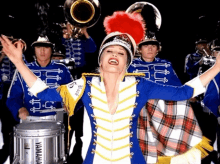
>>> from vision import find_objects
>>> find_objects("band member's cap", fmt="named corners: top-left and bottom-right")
top-left (211, 39), bottom-right (220, 51)
top-left (98, 11), bottom-right (145, 67)
top-left (195, 38), bottom-right (208, 44)
top-left (138, 35), bottom-right (161, 48)
top-left (31, 36), bottom-right (54, 48)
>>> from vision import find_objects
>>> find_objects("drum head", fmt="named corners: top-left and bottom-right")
top-left (14, 122), bottom-right (64, 137)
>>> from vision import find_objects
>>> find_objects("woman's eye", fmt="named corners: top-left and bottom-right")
top-left (118, 52), bottom-right (124, 55)
top-left (107, 50), bottom-right (112, 53)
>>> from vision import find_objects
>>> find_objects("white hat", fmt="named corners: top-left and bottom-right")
top-left (31, 36), bottom-right (54, 47)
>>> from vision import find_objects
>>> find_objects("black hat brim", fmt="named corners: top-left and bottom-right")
top-left (138, 41), bottom-right (160, 48)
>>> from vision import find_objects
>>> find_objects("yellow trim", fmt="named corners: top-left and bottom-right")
top-left (82, 73), bottom-right (100, 76)
top-left (90, 94), bottom-right (107, 104)
top-left (124, 73), bottom-right (145, 77)
top-left (194, 136), bottom-right (213, 158)
top-left (97, 124), bottom-right (130, 132)
top-left (96, 133), bottom-right (111, 141)
top-left (82, 72), bottom-right (145, 77)
top-left (116, 105), bottom-right (135, 114)
top-left (119, 81), bottom-right (138, 93)
top-left (95, 141), bottom-right (111, 151)
top-left (119, 94), bottom-right (137, 104)
top-left (156, 136), bottom-right (213, 164)
top-left (58, 75), bottom-right (86, 117)
top-left (115, 125), bottom-right (130, 132)
top-left (114, 134), bottom-right (131, 141)
top-left (94, 150), bottom-right (131, 162)
top-left (114, 116), bottom-right (132, 122)
top-left (93, 105), bottom-right (109, 113)
top-left (94, 116), bottom-right (112, 122)
top-left (96, 124), bottom-right (112, 132)
top-left (113, 144), bottom-right (130, 151)
top-left (91, 83), bottom-right (106, 94)
top-left (96, 140), bottom-right (130, 151)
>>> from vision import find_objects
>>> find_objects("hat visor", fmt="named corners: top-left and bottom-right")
top-left (31, 42), bottom-right (53, 47)
top-left (212, 47), bottom-right (220, 52)
top-left (139, 41), bottom-right (160, 47)
top-left (195, 40), bottom-right (207, 44)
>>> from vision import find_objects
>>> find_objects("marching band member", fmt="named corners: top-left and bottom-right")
top-left (62, 23), bottom-right (97, 79)
top-left (185, 37), bottom-right (218, 164)
top-left (1, 11), bottom-right (220, 164)
top-left (202, 38), bottom-right (220, 163)
top-left (185, 38), bottom-right (212, 81)
top-left (6, 35), bottom-right (73, 121)
top-left (183, 16), bottom-right (219, 164)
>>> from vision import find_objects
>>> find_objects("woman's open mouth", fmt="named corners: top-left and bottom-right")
top-left (108, 58), bottom-right (119, 65)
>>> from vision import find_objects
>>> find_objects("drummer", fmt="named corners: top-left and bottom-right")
top-left (6, 35), bottom-right (73, 121)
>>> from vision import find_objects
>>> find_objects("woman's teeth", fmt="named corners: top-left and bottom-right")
top-left (109, 59), bottom-right (118, 64)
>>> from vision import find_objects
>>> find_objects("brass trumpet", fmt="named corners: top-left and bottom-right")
top-left (63, 0), bottom-right (101, 39)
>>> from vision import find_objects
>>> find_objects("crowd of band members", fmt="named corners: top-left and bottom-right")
top-left (0, 23), bottom-right (220, 164)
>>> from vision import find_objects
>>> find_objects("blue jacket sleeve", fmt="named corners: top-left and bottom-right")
top-left (185, 54), bottom-right (201, 79)
top-left (83, 37), bottom-right (97, 53)
top-left (127, 64), bottom-right (135, 73)
top-left (60, 65), bottom-right (73, 84)
top-left (140, 78), bottom-right (194, 101)
top-left (6, 71), bottom-right (24, 121)
top-left (37, 88), bottom-right (63, 102)
top-left (203, 73), bottom-right (220, 117)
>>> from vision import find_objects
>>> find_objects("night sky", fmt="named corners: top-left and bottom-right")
top-left (0, 0), bottom-right (220, 83)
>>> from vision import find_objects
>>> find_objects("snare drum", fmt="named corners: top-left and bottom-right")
top-left (13, 122), bottom-right (65, 164)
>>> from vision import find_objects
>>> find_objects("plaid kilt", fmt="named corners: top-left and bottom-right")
top-left (137, 99), bottom-right (203, 163)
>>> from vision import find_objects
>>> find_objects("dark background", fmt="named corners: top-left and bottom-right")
top-left (0, 0), bottom-right (220, 83)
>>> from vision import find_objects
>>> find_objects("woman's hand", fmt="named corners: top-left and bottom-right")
top-left (0, 35), bottom-right (24, 66)
top-left (214, 51), bottom-right (220, 71)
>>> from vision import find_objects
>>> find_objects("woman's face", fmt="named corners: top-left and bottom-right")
top-left (100, 45), bottom-right (128, 74)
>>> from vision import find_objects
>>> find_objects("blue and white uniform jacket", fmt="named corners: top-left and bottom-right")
top-left (62, 37), bottom-right (97, 68)
top-left (128, 57), bottom-right (182, 86)
top-left (6, 60), bottom-right (73, 122)
top-left (28, 73), bottom-right (205, 164)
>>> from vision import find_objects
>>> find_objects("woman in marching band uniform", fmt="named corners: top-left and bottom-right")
top-left (1, 11), bottom-right (220, 164)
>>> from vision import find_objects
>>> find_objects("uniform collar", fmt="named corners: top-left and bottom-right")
top-left (35, 60), bottom-right (52, 67)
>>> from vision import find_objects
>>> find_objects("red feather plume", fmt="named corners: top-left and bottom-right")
top-left (103, 11), bottom-right (145, 44)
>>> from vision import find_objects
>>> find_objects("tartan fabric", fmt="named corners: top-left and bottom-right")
top-left (137, 99), bottom-right (203, 163)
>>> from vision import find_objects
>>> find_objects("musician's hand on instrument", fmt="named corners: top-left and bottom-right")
top-left (0, 35), bottom-right (23, 65)
top-left (18, 107), bottom-right (29, 120)
top-left (63, 28), bottom-right (71, 39)
top-left (81, 28), bottom-right (89, 39)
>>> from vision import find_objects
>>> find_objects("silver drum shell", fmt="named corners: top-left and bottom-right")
top-left (13, 122), bottom-right (65, 164)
